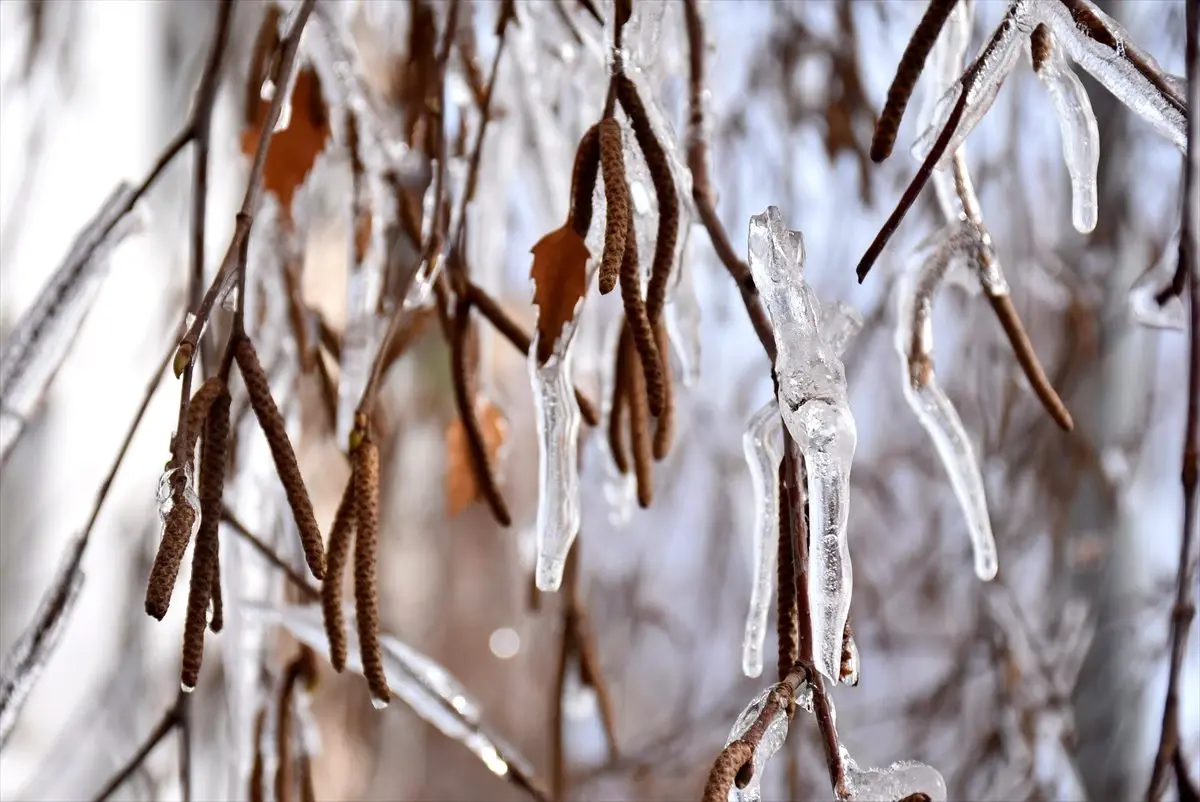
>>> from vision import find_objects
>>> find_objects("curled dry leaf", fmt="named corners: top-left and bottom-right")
top-left (240, 67), bottom-right (332, 211)
top-left (445, 398), bottom-right (509, 517)
top-left (529, 224), bottom-right (591, 365)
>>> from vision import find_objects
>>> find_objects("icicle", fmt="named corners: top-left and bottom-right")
top-left (1032, 30), bottom-right (1100, 234)
top-left (746, 207), bottom-right (857, 681)
top-left (841, 744), bottom-right (948, 802)
top-left (530, 333), bottom-right (583, 592)
top-left (724, 686), bottom-right (791, 802)
top-left (895, 223), bottom-right (998, 581)
top-left (741, 400), bottom-right (782, 679)
top-left (0, 533), bottom-right (86, 748)
top-left (0, 184), bottom-right (146, 466)
top-left (1129, 232), bottom-right (1185, 330)
top-left (253, 602), bottom-right (536, 780)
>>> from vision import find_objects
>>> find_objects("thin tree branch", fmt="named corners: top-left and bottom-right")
top-left (90, 699), bottom-right (181, 802)
top-left (1147, 1), bottom-right (1199, 797)
top-left (220, 505), bottom-right (321, 600)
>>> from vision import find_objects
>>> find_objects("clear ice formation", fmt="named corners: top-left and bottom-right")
top-left (1129, 231), bottom-right (1185, 331)
top-left (746, 207), bottom-right (857, 682)
top-left (741, 400), bottom-right (782, 679)
top-left (724, 686), bottom-right (791, 802)
top-left (914, 0), bottom-right (1185, 167)
top-left (0, 183), bottom-right (145, 467)
top-left (895, 224), bottom-right (999, 582)
top-left (1031, 30), bottom-right (1100, 234)
top-left (0, 533), bottom-right (86, 748)
top-left (530, 333), bottom-right (583, 592)
top-left (254, 602), bottom-right (533, 780)
top-left (841, 745), bottom-right (948, 802)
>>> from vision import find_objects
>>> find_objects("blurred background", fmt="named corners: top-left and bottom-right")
top-left (0, 0), bottom-right (1196, 800)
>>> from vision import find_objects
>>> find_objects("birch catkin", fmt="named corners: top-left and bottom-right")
top-left (145, 475), bottom-right (197, 620)
top-left (598, 117), bottom-right (629, 295)
top-left (181, 389), bottom-right (229, 691)
top-left (235, 338), bottom-right (327, 580)
top-left (322, 479), bottom-right (357, 673)
top-left (352, 435), bottom-right (390, 706)
top-left (619, 213), bottom-right (664, 418)
top-left (569, 124), bottom-right (602, 238)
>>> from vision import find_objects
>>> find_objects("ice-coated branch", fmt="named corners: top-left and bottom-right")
top-left (0, 185), bottom-right (146, 467)
top-left (860, 0), bottom-right (1188, 282)
top-left (741, 399), bottom-right (783, 679)
top-left (895, 222), bottom-right (999, 581)
top-left (257, 602), bottom-right (551, 802)
top-left (0, 534), bottom-right (85, 749)
top-left (747, 207), bottom-right (857, 682)
top-left (701, 669), bottom-right (808, 802)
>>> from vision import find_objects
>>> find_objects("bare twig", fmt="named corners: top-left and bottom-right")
top-left (220, 505), bottom-right (321, 600)
top-left (1147, 1), bottom-right (1199, 797)
top-left (682, 0), bottom-right (776, 363)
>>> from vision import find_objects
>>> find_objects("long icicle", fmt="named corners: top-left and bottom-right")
top-left (741, 399), bottom-right (782, 679)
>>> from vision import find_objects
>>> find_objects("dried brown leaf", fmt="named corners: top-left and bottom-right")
top-left (530, 224), bottom-right (590, 365)
top-left (445, 399), bottom-right (509, 517)
top-left (240, 68), bottom-right (331, 211)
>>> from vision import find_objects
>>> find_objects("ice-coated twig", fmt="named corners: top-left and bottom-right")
top-left (1130, 230), bottom-right (1186, 331)
top-left (862, 0), bottom-right (1186, 282)
top-left (741, 399), bottom-right (783, 679)
top-left (530, 331), bottom-right (584, 592)
top-left (702, 669), bottom-right (809, 802)
top-left (251, 602), bottom-right (551, 802)
top-left (1030, 26), bottom-right (1100, 234)
top-left (0, 184), bottom-right (146, 467)
top-left (916, 0), bottom-right (1185, 163)
top-left (747, 207), bottom-right (857, 682)
top-left (0, 533), bottom-right (86, 749)
top-left (840, 743), bottom-right (948, 802)
top-left (895, 223), bottom-right (999, 581)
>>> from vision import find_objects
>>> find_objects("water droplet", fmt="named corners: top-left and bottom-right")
top-left (370, 695), bottom-right (390, 710)
top-left (488, 627), bottom-right (520, 660)
top-left (181, 681), bottom-right (196, 694)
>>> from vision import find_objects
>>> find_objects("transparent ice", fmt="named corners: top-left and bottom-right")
top-left (741, 399), bottom-right (782, 679)
top-left (915, 0), bottom-right (1185, 165)
top-left (1129, 231), bottom-right (1185, 331)
top-left (746, 206), bottom-right (857, 681)
top-left (841, 744), bottom-right (948, 802)
top-left (724, 686), bottom-right (791, 802)
top-left (895, 223), bottom-right (999, 581)
top-left (530, 334), bottom-right (583, 592)
top-left (1031, 28), bottom-right (1100, 233)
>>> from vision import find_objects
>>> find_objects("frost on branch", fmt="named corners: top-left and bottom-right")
top-left (896, 224), bottom-right (999, 582)
top-left (740, 399), bottom-right (782, 679)
top-left (746, 206), bottom-right (858, 681)
top-left (840, 743), bottom-right (947, 802)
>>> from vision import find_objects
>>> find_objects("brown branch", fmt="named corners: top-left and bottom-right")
top-left (1147, 2), bottom-right (1199, 797)
top-left (90, 692), bottom-right (187, 802)
top-left (701, 669), bottom-right (805, 802)
top-left (682, 0), bottom-right (776, 363)
top-left (220, 505), bottom-right (320, 600)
